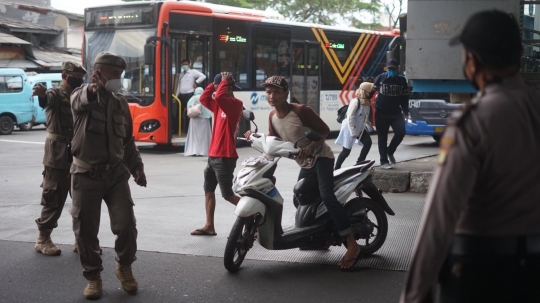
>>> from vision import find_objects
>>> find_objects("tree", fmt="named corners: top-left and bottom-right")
top-left (380, 0), bottom-right (404, 29)
top-left (268, 0), bottom-right (380, 26)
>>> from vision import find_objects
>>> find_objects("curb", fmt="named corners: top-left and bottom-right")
top-left (371, 156), bottom-right (436, 193)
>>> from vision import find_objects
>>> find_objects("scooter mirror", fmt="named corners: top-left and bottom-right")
top-left (305, 130), bottom-right (321, 141)
top-left (243, 110), bottom-right (255, 121)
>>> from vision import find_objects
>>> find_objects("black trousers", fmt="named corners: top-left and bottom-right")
top-left (334, 131), bottom-right (372, 170)
top-left (439, 250), bottom-right (540, 302)
top-left (375, 113), bottom-right (405, 164)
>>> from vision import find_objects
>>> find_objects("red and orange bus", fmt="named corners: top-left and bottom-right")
top-left (83, 1), bottom-right (398, 145)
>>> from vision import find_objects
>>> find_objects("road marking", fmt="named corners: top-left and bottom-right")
top-left (0, 139), bottom-right (44, 145)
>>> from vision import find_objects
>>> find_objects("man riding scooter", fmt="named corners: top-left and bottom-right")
top-left (245, 76), bottom-right (362, 270)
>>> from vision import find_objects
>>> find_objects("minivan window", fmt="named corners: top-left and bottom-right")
top-left (0, 76), bottom-right (23, 93)
top-left (52, 80), bottom-right (61, 88)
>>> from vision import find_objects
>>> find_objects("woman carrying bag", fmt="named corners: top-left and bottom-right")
top-left (334, 81), bottom-right (374, 170)
top-left (184, 87), bottom-right (212, 156)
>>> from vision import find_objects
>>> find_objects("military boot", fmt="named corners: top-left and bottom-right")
top-left (34, 236), bottom-right (61, 256)
top-left (115, 263), bottom-right (138, 293)
top-left (83, 272), bottom-right (102, 300)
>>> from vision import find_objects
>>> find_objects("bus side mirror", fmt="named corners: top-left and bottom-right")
top-left (144, 41), bottom-right (156, 65)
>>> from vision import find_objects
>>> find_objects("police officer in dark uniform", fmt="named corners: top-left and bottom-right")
top-left (32, 61), bottom-right (86, 256)
top-left (370, 59), bottom-right (409, 169)
top-left (401, 11), bottom-right (540, 303)
top-left (70, 52), bottom-right (146, 300)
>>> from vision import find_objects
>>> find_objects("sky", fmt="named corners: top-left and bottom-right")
top-left (51, 0), bottom-right (124, 15)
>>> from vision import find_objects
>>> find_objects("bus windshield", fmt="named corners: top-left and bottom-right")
top-left (85, 28), bottom-right (155, 96)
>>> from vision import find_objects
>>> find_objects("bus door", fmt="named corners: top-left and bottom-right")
top-left (291, 42), bottom-right (321, 114)
top-left (170, 34), bottom-right (211, 142)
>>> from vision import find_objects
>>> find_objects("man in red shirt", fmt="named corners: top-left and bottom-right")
top-left (191, 72), bottom-right (243, 236)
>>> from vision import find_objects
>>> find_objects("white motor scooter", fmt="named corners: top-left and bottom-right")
top-left (223, 111), bottom-right (394, 272)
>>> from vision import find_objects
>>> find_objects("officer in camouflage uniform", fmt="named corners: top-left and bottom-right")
top-left (69, 52), bottom-right (146, 300)
top-left (32, 61), bottom-right (86, 256)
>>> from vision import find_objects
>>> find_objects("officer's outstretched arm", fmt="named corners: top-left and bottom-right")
top-left (71, 85), bottom-right (97, 113)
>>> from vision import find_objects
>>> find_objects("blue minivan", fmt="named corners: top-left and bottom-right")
top-left (21, 73), bottom-right (63, 130)
top-left (0, 68), bottom-right (34, 135)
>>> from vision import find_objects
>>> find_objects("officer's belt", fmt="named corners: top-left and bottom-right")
top-left (47, 132), bottom-right (69, 143)
top-left (73, 157), bottom-right (119, 171)
top-left (451, 234), bottom-right (540, 255)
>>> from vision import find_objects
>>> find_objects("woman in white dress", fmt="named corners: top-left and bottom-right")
top-left (334, 82), bottom-right (374, 169)
top-left (184, 87), bottom-right (212, 156)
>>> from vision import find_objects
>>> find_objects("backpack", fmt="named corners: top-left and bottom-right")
top-left (336, 104), bottom-right (349, 123)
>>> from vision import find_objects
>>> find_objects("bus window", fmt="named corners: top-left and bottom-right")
top-left (85, 28), bottom-right (155, 98)
top-left (252, 26), bottom-right (291, 87)
top-left (213, 19), bottom-right (249, 88)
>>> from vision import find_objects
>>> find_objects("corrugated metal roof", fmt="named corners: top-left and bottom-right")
top-left (0, 1), bottom-right (84, 21)
top-left (0, 32), bottom-right (30, 45)
top-left (0, 16), bottom-right (62, 34)
top-left (32, 49), bottom-right (81, 68)
top-left (0, 59), bottom-right (41, 68)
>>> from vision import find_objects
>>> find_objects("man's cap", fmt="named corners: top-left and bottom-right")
top-left (449, 10), bottom-right (522, 68)
top-left (386, 59), bottom-right (398, 68)
top-left (94, 52), bottom-right (127, 69)
top-left (213, 73), bottom-right (242, 90)
top-left (62, 61), bottom-right (87, 75)
top-left (260, 76), bottom-right (289, 91)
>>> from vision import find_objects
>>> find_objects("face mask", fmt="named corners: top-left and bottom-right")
top-left (67, 76), bottom-right (83, 89)
top-left (181, 65), bottom-right (189, 72)
top-left (104, 79), bottom-right (123, 93)
top-left (386, 70), bottom-right (397, 77)
top-left (462, 55), bottom-right (479, 90)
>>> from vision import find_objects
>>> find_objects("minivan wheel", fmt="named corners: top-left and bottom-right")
top-left (0, 116), bottom-right (15, 135)
top-left (18, 121), bottom-right (33, 131)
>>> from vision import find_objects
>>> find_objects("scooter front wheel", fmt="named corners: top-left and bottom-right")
top-left (224, 216), bottom-right (256, 273)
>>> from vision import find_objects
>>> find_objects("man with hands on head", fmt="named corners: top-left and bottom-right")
top-left (191, 72), bottom-right (243, 236)
top-left (69, 51), bottom-right (146, 300)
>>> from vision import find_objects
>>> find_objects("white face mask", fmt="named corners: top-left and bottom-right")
top-left (181, 65), bottom-right (189, 72)
top-left (105, 79), bottom-right (123, 93)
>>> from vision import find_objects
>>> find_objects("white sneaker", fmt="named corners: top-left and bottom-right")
top-left (381, 163), bottom-right (393, 169)
top-left (387, 154), bottom-right (397, 165)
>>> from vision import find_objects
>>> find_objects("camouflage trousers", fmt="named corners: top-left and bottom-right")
top-left (35, 166), bottom-right (71, 235)
top-left (71, 164), bottom-right (138, 280)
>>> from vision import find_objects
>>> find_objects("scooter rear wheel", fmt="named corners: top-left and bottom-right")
top-left (344, 198), bottom-right (388, 255)
top-left (224, 217), bottom-right (256, 273)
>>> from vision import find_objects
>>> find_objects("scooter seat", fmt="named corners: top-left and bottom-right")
top-left (293, 174), bottom-right (319, 196)
top-left (333, 160), bottom-right (373, 183)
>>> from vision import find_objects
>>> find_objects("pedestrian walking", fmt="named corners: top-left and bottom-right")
top-left (32, 61), bottom-right (86, 256)
top-left (334, 82), bottom-right (374, 170)
top-left (184, 87), bottom-right (212, 156)
top-left (190, 72), bottom-right (243, 236)
top-left (370, 59), bottom-right (409, 169)
top-left (70, 52), bottom-right (146, 300)
top-left (400, 11), bottom-right (540, 303)
top-left (175, 58), bottom-right (206, 134)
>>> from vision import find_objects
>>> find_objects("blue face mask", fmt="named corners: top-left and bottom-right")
top-left (387, 70), bottom-right (397, 77)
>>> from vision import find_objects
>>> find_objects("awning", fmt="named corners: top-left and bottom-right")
top-left (0, 32), bottom-right (31, 45)
top-left (0, 16), bottom-right (62, 35)
top-left (31, 49), bottom-right (82, 70)
top-left (0, 59), bottom-right (41, 69)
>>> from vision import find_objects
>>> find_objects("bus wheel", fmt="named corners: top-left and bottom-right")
top-left (432, 135), bottom-right (441, 143)
top-left (18, 121), bottom-right (33, 131)
top-left (0, 116), bottom-right (15, 135)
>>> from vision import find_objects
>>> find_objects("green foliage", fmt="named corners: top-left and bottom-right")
top-left (270, 0), bottom-right (380, 26)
